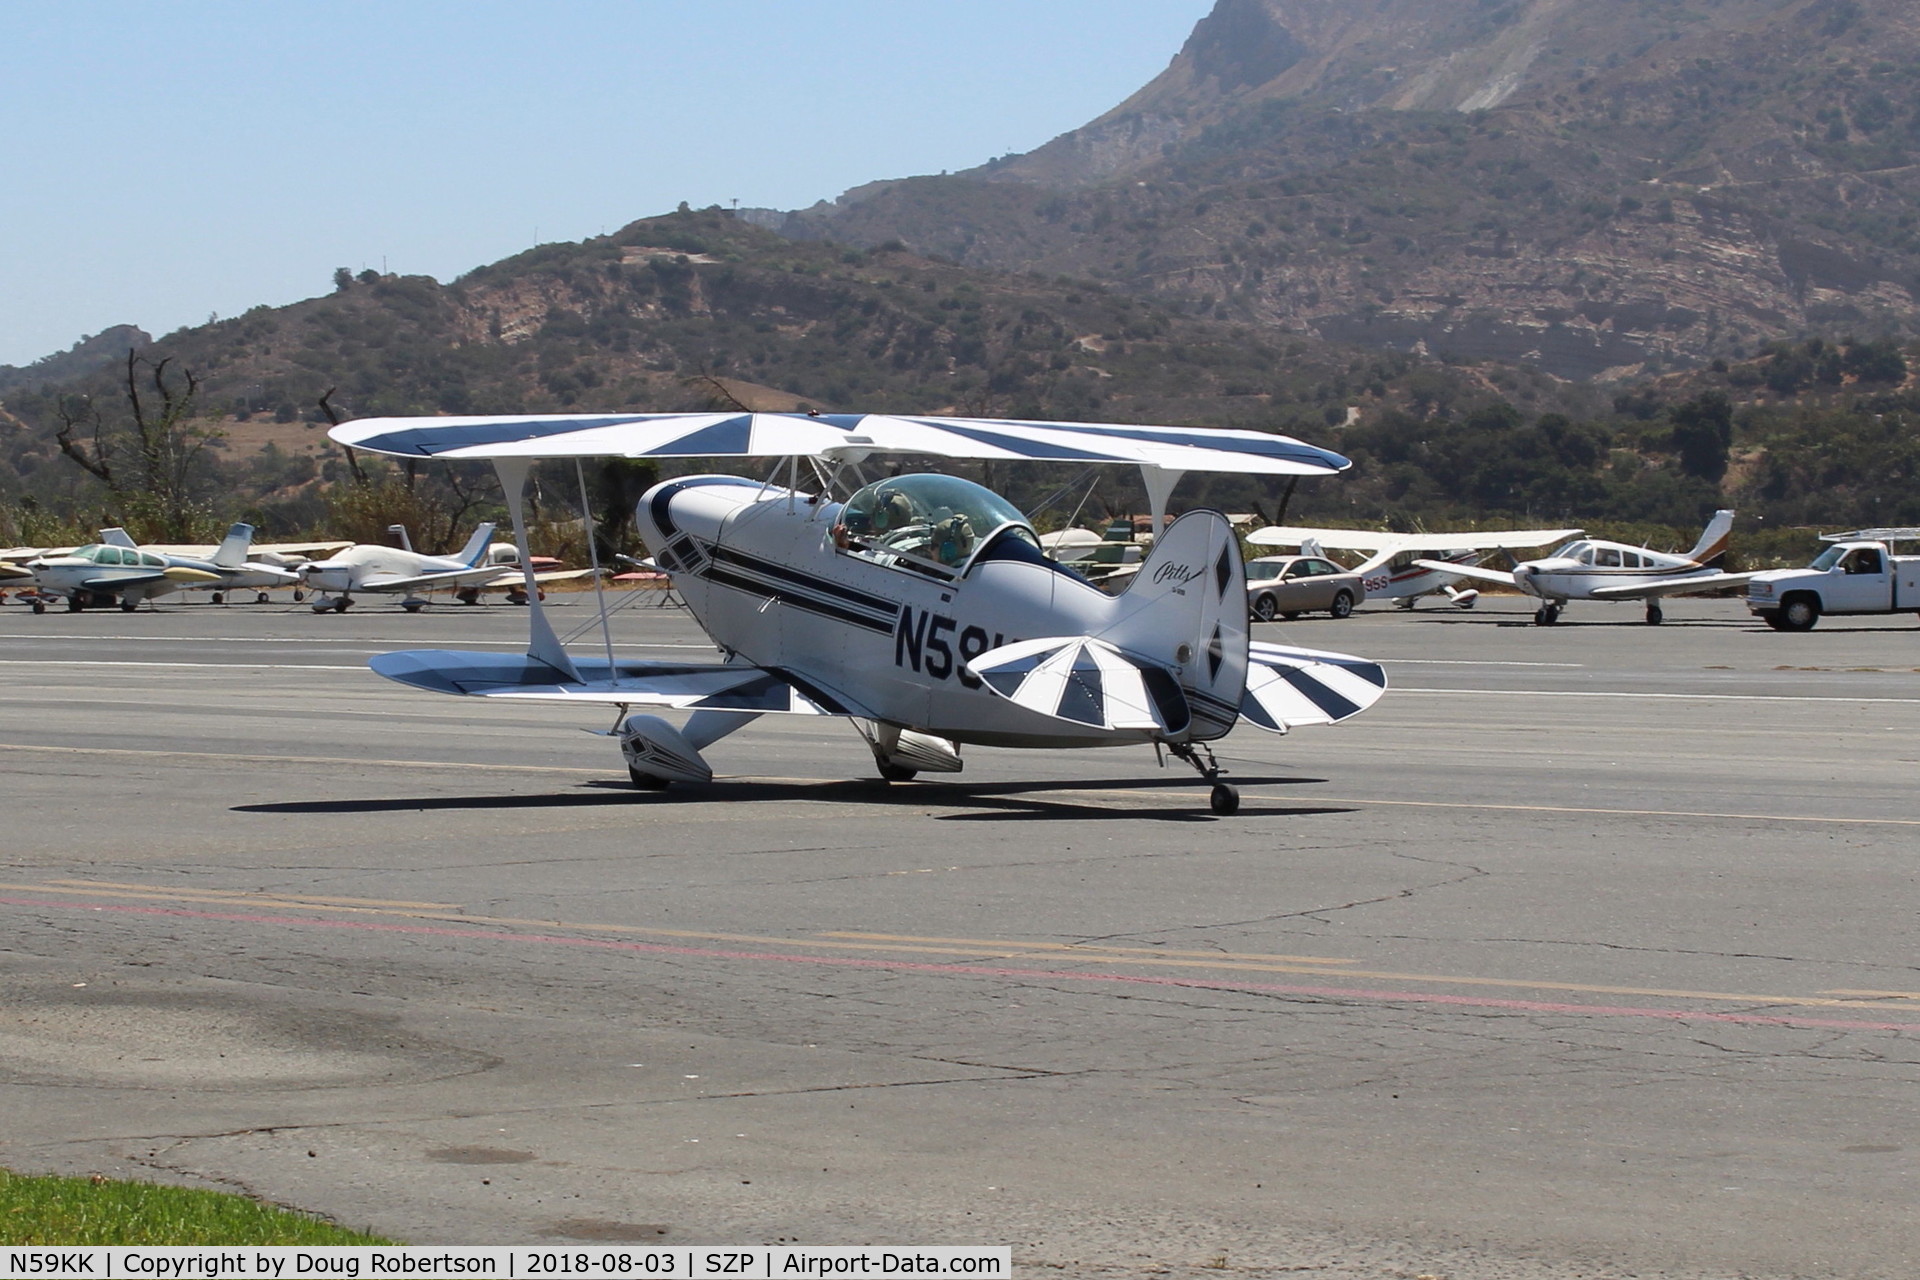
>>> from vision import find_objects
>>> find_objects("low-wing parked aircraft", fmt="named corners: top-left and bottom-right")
top-left (21, 538), bottom-right (225, 612)
top-left (298, 524), bottom-right (511, 612)
top-left (1413, 510), bottom-right (1752, 625)
top-left (99, 524), bottom-right (302, 602)
top-left (328, 411), bottom-right (1390, 814)
top-left (1248, 525), bottom-right (1582, 609)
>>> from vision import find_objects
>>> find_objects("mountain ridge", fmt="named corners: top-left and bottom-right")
top-left (763, 0), bottom-right (1920, 378)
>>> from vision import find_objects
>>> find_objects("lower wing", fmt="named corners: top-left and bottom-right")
top-left (368, 650), bottom-right (864, 715)
top-left (356, 567), bottom-right (515, 592)
top-left (1589, 571), bottom-right (1757, 600)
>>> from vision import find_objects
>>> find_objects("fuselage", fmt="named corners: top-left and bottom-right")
top-left (301, 545), bottom-right (487, 595)
top-left (638, 475), bottom-right (1163, 749)
top-left (1514, 539), bottom-right (1713, 603)
top-left (1357, 549), bottom-right (1481, 600)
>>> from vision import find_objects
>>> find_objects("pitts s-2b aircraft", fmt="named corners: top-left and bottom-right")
top-left (328, 412), bottom-right (1390, 814)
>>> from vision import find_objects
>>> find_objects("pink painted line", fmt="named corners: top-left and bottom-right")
top-left (8, 895), bottom-right (1920, 1034)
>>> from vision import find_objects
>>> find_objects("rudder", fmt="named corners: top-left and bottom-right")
top-left (1103, 509), bottom-right (1248, 741)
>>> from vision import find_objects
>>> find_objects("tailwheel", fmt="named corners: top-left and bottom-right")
top-left (1169, 741), bottom-right (1237, 815)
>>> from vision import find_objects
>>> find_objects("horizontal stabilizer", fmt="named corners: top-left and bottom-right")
top-left (1239, 641), bottom-right (1388, 734)
top-left (967, 636), bottom-right (1190, 734)
top-left (368, 650), bottom-right (858, 715)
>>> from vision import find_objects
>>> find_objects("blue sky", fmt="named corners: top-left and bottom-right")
top-left (0, 1), bottom-right (1214, 368)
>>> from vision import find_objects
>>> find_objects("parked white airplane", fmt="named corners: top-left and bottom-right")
top-left (1414, 510), bottom-right (1752, 625)
top-left (299, 524), bottom-right (509, 612)
top-left (1248, 525), bottom-right (1582, 609)
top-left (99, 524), bottom-right (302, 602)
top-left (328, 411), bottom-right (1389, 814)
top-left (21, 538), bottom-right (223, 612)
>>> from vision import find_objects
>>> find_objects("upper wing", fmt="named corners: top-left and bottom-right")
top-left (1588, 571), bottom-right (1758, 600)
top-left (368, 650), bottom-right (865, 714)
top-left (1253, 526), bottom-right (1581, 552)
top-left (1411, 558), bottom-right (1518, 587)
top-left (330, 411), bottom-right (1350, 478)
top-left (1239, 641), bottom-right (1388, 734)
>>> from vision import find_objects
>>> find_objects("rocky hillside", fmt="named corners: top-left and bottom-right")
top-left (3, 209), bottom-right (1555, 538)
top-left (768, 0), bottom-right (1920, 378)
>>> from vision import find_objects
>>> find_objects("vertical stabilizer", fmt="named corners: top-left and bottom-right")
top-left (99, 528), bottom-right (137, 549)
top-left (1686, 509), bottom-right (1736, 569)
top-left (212, 523), bottom-right (255, 569)
top-left (455, 523), bottom-right (498, 567)
top-left (1103, 509), bottom-right (1249, 741)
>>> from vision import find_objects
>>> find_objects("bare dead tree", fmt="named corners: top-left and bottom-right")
top-left (317, 387), bottom-right (368, 484)
top-left (55, 351), bottom-right (220, 540)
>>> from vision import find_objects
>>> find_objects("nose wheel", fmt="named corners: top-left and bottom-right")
top-left (1169, 741), bottom-right (1240, 815)
top-left (1533, 602), bottom-right (1562, 625)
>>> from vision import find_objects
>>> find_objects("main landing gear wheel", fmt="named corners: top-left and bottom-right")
top-left (31, 601), bottom-right (45, 614)
top-left (1209, 783), bottom-right (1240, 816)
top-left (878, 763), bottom-right (919, 782)
top-left (210, 591), bottom-right (224, 605)
top-left (256, 591), bottom-right (270, 604)
top-left (67, 597), bottom-right (83, 612)
top-left (627, 765), bottom-right (671, 790)
top-left (1645, 601), bottom-right (1664, 625)
top-left (334, 597), bottom-right (352, 613)
top-left (1534, 603), bottom-right (1562, 626)
top-left (120, 600), bottom-right (137, 612)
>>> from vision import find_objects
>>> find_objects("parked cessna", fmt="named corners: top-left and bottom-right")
top-left (298, 524), bottom-right (512, 612)
top-left (328, 411), bottom-right (1390, 814)
top-left (1414, 510), bottom-right (1753, 624)
top-left (1248, 525), bottom-right (1582, 609)
top-left (99, 525), bottom-right (302, 602)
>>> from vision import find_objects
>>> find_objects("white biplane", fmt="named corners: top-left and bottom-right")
top-left (327, 412), bottom-right (1390, 814)
top-left (1248, 525), bottom-right (1583, 610)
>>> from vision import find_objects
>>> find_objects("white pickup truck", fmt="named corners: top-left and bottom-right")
top-left (1746, 528), bottom-right (1920, 630)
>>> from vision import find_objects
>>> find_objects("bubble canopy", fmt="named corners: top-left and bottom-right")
top-left (838, 473), bottom-right (1035, 570)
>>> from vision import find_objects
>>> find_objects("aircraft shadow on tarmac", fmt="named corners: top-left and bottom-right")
top-left (234, 774), bottom-right (1350, 823)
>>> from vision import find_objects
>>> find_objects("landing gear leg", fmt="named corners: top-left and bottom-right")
top-left (1169, 741), bottom-right (1239, 815)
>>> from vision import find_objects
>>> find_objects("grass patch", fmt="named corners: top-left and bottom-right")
top-left (0, 1169), bottom-right (392, 1245)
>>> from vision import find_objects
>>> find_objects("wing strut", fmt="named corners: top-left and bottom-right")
top-left (494, 457), bottom-right (581, 681)
top-left (573, 458), bottom-right (619, 681)
top-left (1142, 467), bottom-right (1183, 542)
